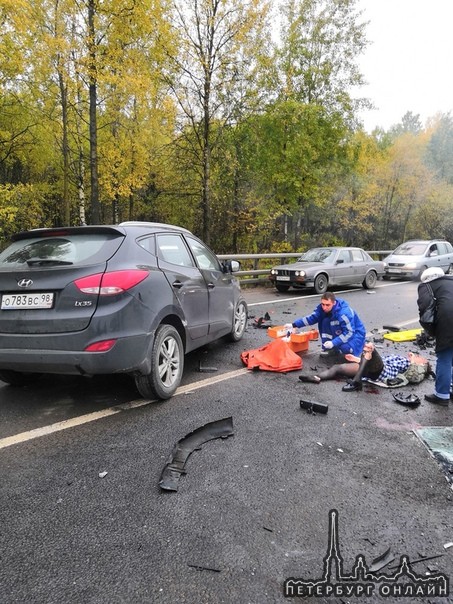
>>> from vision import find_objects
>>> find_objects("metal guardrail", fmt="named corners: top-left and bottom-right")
top-left (217, 251), bottom-right (392, 286)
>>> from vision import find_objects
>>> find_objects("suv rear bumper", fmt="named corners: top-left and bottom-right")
top-left (0, 333), bottom-right (152, 376)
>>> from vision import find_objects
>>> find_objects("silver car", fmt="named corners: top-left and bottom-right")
top-left (269, 247), bottom-right (384, 294)
top-left (383, 239), bottom-right (453, 280)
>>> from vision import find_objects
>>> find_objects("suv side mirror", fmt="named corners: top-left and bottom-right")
top-left (221, 259), bottom-right (241, 273)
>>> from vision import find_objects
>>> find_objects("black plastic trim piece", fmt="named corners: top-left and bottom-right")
top-left (159, 417), bottom-right (234, 491)
top-left (300, 399), bottom-right (329, 414)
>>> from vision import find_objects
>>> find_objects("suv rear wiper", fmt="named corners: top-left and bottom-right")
top-left (26, 258), bottom-right (74, 266)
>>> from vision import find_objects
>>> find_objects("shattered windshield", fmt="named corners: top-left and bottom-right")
top-left (298, 248), bottom-right (336, 263)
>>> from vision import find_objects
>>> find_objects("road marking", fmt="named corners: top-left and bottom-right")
top-left (247, 285), bottom-right (420, 329)
top-left (393, 318), bottom-right (420, 328)
top-left (0, 368), bottom-right (250, 451)
top-left (247, 281), bottom-right (407, 307)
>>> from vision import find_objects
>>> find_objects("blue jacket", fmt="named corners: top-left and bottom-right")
top-left (293, 298), bottom-right (366, 356)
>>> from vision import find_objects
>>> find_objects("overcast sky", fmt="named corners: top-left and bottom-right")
top-left (356, 0), bottom-right (453, 132)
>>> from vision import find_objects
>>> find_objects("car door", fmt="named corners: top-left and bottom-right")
top-left (156, 233), bottom-right (209, 341)
top-left (444, 242), bottom-right (453, 272)
top-left (331, 249), bottom-right (353, 284)
top-left (436, 242), bottom-right (453, 272)
top-left (185, 236), bottom-right (234, 338)
top-left (350, 248), bottom-right (368, 282)
top-left (425, 243), bottom-right (444, 270)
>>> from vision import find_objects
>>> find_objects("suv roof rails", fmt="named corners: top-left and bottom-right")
top-left (119, 221), bottom-right (192, 234)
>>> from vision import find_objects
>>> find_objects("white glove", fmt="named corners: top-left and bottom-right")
top-left (323, 341), bottom-right (334, 350)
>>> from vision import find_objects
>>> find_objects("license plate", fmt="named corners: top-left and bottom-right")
top-left (1, 292), bottom-right (54, 310)
top-left (387, 268), bottom-right (401, 274)
top-left (276, 276), bottom-right (290, 281)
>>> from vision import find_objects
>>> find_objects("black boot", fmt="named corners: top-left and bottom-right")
top-left (342, 380), bottom-right (362, 392)
top-left (350, 347), bottom-right (384, 384)
top-left (341, 347), bottom-right (383, 392)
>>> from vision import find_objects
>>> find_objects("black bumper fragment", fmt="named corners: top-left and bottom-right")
top-left (159, 416), bottom-right (234, 491)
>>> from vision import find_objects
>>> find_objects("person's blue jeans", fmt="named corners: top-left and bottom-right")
top-left (435, 347), bottom-right (453, 399)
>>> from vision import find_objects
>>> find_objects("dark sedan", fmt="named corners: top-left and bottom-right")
top-left (269, 247), bottom-right (384, 294)
top-left (0, 222), bottom-right (248, 399)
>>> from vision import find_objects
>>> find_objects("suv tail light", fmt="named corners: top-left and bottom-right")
top-left (74, 270), bottom-right (149, 295)
top-left (84, 339), bottom-right (117, 352)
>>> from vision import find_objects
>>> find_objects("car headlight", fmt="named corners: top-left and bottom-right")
top-left (404, 263), bottom-right (417, 269)
top-left (295, 271), bottom-right (305, 277)
top-left (270, 269), bottom-right (276, 275)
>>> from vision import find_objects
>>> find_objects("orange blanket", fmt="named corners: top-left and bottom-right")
top-left (241, 338), bottom-right (302, 373)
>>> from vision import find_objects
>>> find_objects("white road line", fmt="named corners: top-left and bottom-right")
top-left (247, 281), bottom-right (407, 307)
top-left (393, 318), bottom-right (421, 328)
top-left (0, 368), bottom-right (250, 451)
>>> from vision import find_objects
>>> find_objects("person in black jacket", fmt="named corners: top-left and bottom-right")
top-left (417, 267), bottom-right (453, 406)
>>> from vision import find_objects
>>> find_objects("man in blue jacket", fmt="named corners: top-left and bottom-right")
top-left (292, 292), bottom-right (366, 357)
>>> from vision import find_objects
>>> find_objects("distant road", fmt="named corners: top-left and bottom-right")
top-left (242, 280), bottom-right (421, 332)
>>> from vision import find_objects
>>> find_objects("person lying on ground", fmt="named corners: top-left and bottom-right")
top-left (298, 342), bottom-right (429, 392)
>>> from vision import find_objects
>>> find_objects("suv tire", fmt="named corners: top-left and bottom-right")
top-left (228, 299), bottom-right (248, 342)
top-left (135, 324), bottom-right (184, 400)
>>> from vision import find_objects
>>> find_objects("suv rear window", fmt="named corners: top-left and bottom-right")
top-left (0, 233), bottom-right (123, 268)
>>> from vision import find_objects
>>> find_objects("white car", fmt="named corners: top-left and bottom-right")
top-left (383, 239), bottom-right (453, 280)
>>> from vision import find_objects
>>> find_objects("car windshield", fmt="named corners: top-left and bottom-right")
top-left (392, 242), bottom-right (428, 256)
top-left (298, 248), bottom-right (336, 263)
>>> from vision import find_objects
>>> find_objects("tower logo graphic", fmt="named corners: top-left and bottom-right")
top-left (284, 509), bottom-right (449, 598)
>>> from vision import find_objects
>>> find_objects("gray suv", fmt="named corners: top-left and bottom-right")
top-left (383, 239), bottom-right (453, 280)
top-left (0, 222), bottom-right (247, 399)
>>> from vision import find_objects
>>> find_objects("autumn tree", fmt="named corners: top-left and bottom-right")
top-left (251, 0), bottom-right (369, 248)
top-left (277, 0), bottom-right (368, 117)
top-left (341, 128), bottom-right (451, 249)
top-left (332, 130), bottom-right (384, 248)
top-left (425, 113), bottom-right (453, 185)
top-left (0, 0), bottom-right (35, 185)
top-left (163, 0), bottom-right (272, 245)
top-left (389, 111), bottom-right (423, 137)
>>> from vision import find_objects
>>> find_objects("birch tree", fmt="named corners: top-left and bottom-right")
top-left (277, 0), bottom-right (368, 117)
top-left (164, 0), bottom-right (271, 244)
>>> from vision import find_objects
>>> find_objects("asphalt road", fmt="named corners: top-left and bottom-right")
top-left (1, 280), bottom-right (452, 604)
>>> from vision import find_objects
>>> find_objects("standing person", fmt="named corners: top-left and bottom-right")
top-left (292, 292), bottom-right (366, 357)
top-left (417, 267), bottom-right (453, 406)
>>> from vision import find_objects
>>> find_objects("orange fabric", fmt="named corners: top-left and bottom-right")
top-left (240, 338), bottom-right (303, 373)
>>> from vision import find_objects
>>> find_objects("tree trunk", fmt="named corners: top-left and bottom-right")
top-left (88, 0), bottom-right (100, 224)
top-left (57, 69), bottom-right (70, 226)
top-left (201, 75), bottom-right (211, 244)
top-left (78, 158), bottom-right (86, 225)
